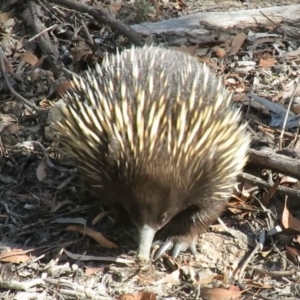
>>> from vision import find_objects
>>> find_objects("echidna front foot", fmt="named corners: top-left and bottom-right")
top-left (153, 201), bottom-right (227, 260)
top-left (154, 238), bottom-right (197, 260)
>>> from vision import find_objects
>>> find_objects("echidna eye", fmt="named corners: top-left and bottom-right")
top-left (158, 213), bottom-right (168, 226)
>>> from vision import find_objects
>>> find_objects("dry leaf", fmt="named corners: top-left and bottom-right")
top-left (66, 225), bottom-right (118, 248)
top-left (272, 90), bottom-right (284, 101)
top-left (282, 198), bottom-right (300, 231)
top-left (36, 159), bottom-right (47, 181)
top-left (286, 245), bottom-right (300, 257)
top-left (172, 44), bottom-right (199, 57)
top-left (213, 46), bottom-right (226, 58)
top-left (71, 41), bottom-right (92, 62)
top-left (259, 58), bottom-right (276, 67)
top-left (156, 269), bottom-right (180, 285)
top-left (40, 197), bottom-right (56, 209)
top-left (0, 13), bottom-right (14, 25)
top-left (109, 4), bottom-right (121, 14)
top-left (118, 292), bottom-right (157, 300)
top-left (85, 266), bottom-right (103, 276)
top-left (177, 0), bottom-right (187, 9)
top-left (56, 81), bottom-right (72, 96)
top-left (280, 48), bottom-right (300, 61)
top-left (261, 178), bottom-right (280, 205)
top-left (227, 207), bottom-right (243, 214)
top-left (196, 56), bottom-right (217, 68)
top-left (51, 200), bottom-right (74, 212)
top-left (201, 287), bottom-right (242, 300)
top-left (92, 210), bottom-right (112, 225)
top-left (228, 32), bottom-right (247, 56)
top-left (280, 176), bottom-right (298, 184)
top-left (240, 182), bottom-right (253, 201)
top-left (235, 87), bottom-right (245, 93)
top-left (232, 93), bottom-right (246, 102)
top-left (194, 270), bottom-right (216, 285)
top-left (292, 104), bottom-right (300, 115)
top-left (0, 249), bottom-right (30, 264)
top-left (20, 51), bottom-right (39, 66)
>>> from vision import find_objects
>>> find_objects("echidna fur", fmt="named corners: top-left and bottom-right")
top-left (54, 45), bottom-right (250, 261)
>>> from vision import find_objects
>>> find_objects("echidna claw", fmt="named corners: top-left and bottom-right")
top-left (189, 241), bottom-right (197, 256)
top-left (154, 240), bottom-right (173, 260)
top-left (172, 242), bottom-right (185, 258)
top-left (154, 240), bottom-right (197, 260)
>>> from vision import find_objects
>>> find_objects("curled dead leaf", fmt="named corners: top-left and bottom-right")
top-left (213, 46), bottom-right (226, 58)
top-left (66, 225), bottom-right (118, 248)
top-left (117, 292), bottom-right (157, 300)
top-left (92, 210), bottom-right (112, 225)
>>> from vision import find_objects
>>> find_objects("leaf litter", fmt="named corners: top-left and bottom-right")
top-left (1, 0), bottom-right (300, 299)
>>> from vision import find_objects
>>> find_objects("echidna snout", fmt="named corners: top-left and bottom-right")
top-left (55, 45), bottom-right (250, 262)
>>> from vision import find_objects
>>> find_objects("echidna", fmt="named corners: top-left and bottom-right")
top-left (54, 45), bottom-right (250, 262)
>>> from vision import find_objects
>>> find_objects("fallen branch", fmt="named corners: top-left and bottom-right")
top-left (29, 1), bottom-right (62, 78)
top-left (133, 5), bottom-right (300, 39)
top-left (248, 149), bottom-right (300, 180)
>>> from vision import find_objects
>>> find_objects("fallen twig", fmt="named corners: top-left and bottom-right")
top-left (0, 48), bottom-right (40, 113)
top-left (238, 172), bottom-right (300, 199)
top-left (48, 0), bottom-right (142, 46)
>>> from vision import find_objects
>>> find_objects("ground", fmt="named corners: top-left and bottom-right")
top-left (1, 0), bottom-right (300, 299)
